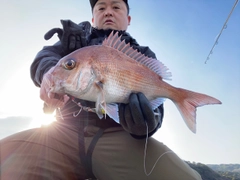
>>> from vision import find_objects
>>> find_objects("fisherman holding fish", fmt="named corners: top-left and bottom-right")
top-left (0, 0), bottom-right (215, 179)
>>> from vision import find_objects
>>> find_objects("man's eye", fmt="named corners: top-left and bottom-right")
top-left (113, 6), bottom-right (120, 9)
top-left (99, 7), bottom-right (105, 11)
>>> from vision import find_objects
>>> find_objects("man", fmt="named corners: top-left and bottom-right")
top-left (0, 0), bottom-right (202, 179)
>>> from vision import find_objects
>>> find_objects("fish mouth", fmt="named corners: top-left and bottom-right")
top-left (48, 82), bottom-right (65, 98)
top-left (48, 91), bottom-right (64, 101)
top-left (44, 73), bottom-right (65, 99)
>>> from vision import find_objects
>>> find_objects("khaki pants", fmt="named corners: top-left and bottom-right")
top-left (0, 121), bottom-right (202, 180)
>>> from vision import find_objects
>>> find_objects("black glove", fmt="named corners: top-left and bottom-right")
top-left (44, 20), bottom-right (91, 54)
top-left (119, 92), bottom-right (163, 138)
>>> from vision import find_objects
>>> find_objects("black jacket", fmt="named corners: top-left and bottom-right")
top-left (30, 21), bottom-right (163, 138)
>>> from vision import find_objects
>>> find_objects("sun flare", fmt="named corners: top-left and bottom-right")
top-left (29, 112), bottom-right (56, 128)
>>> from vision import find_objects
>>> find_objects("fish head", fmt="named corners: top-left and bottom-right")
top-left (47, 48), bottom-right (97, 99)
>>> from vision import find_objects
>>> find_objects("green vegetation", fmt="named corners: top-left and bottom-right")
top-left (208, 164), bottom-right (240, 173)
top-left (208, 164), bottom-right (240, 180)
top-left (185, 162), bottom-right (240, 180)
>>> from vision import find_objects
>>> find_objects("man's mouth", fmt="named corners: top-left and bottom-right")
top-left (105, 19), bottom-right (114, 24)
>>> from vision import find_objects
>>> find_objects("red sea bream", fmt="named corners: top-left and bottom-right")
top-left (45, 32), bottom-right (222, 133)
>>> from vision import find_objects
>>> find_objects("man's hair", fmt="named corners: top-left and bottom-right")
top-left (89, 0), bottom-right (130, 14)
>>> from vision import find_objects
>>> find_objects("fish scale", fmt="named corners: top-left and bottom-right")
top-left (100, 61), bottom-right (159, 101)
top-left (47, 31), bottom-right (222, 133)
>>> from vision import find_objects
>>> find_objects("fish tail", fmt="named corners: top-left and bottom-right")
top-left (173, 88), bottom-right (222, 133)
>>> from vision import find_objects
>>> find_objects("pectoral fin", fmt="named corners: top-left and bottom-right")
top-left (105, 103), bottom-right (119, 123)
top-left (95, 81), bottom-right (106, 119)
top-left (94, 81), bottom-right (120, 123)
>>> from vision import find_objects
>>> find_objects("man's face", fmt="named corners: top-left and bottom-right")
top-left (92, 0), bottom-right (131, 31)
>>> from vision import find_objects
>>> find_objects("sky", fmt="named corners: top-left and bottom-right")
top-left (0, 0), bottom-right (239, 165)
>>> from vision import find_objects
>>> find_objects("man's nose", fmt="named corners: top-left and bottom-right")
top-left (104, 7), bottom-right (113, 16)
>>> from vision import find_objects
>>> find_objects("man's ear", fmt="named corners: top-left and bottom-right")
top-left (128, 15), bottom-right (131, 25)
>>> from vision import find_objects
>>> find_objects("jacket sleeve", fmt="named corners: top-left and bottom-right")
top-left (30, 41), bottom-right (64, 87)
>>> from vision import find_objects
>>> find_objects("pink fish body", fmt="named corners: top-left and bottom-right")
top-left (46, 32), bottom-right (221, 133)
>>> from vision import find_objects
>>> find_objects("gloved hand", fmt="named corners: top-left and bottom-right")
top-left (119, 92), bottom-right (162, 137)
top-left (44, 20), bottom-right (91, 54)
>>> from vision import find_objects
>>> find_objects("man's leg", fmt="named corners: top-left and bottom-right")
top-left (85, 126), bottom-right (202, 180)
top-left (0, 122), bottom-right (86, 180)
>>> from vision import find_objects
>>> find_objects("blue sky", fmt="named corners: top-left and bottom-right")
top-left (0, 0), bottom-right (239, 164)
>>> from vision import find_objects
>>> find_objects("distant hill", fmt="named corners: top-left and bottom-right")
top-left (185, 161), bottom-right (240, 180)
top-left (207, 164), bottom-right (240, 173)
top-left (207, 164), bottom-right (240, 180)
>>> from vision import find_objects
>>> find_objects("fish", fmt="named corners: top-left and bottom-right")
top-left (45, 31), bottom-right (222, 133)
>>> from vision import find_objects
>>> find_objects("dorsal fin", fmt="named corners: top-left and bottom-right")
top-left (102, 31), bottom-right (172, 80)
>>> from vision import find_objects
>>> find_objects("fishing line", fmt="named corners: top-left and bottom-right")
top-left (205, 0), bottom-right (238, 64)
top-left (143, 122), bottom-right (174, 176)
top-left (71, 98), bottom-right (174, 176)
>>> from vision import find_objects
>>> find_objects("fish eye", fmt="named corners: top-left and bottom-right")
top-left (63, 59), bottom-right (76, 70)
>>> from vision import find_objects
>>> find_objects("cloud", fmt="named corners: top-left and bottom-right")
top-left (0, 116), bottom-right (33, 139)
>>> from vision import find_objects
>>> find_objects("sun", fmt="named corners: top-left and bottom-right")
top-left (29, 111), bottom-right (56, 128)
top-left (40, 113), bottom-right (57, 126)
